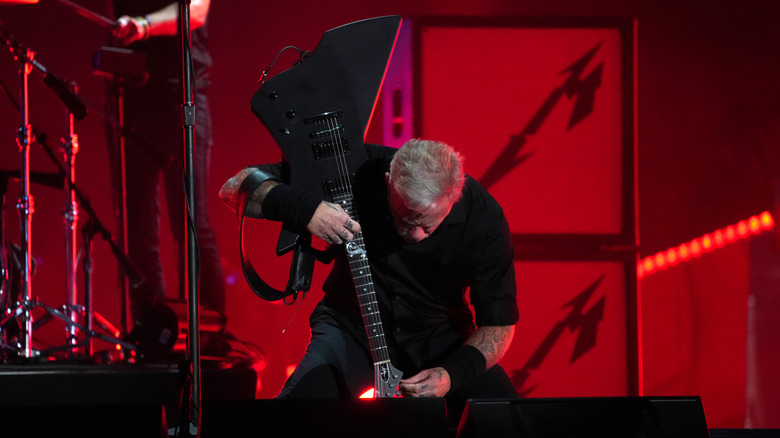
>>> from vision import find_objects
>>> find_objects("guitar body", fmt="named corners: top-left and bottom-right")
top-left (250, 16), bottom-right (403, 397)
top-left (251, 16), bottom-right (402, 255)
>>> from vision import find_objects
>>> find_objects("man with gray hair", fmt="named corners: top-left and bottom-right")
top-left (220, 139), bottom-right (518, 402)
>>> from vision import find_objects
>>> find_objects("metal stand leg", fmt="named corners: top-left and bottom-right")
top-left (0, 174), bottom-right (13, 352)
top-left (15, 46), bottom-right (35, 359)
top-left (115, 82), bottom-right (130, 336)
top-left (63, 112), bottom-right (80, 356)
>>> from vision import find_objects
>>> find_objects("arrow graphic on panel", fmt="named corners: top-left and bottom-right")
top-left (511, 274), bottom-right (607, 397)
top-left (480, 43), bottom-right (604, 189)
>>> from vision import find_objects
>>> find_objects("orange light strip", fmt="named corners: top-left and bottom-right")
top-left (637, 211), bottom-right (775, 279)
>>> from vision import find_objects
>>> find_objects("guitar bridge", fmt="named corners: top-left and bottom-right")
top-left (309, 125), bottom-right (344, 139)
top-left (305, 110), bottom-right (345, 140)
top-left (312, 139), bottom-right (351, 160)
top-left (304, 110), bottom-right (343, 124)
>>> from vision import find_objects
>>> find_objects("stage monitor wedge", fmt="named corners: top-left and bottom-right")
top-left (457, 396), bottom-right (710, 438)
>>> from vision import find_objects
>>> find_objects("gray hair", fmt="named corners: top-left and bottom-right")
top-left (388, 139), bottom-right (465, 211)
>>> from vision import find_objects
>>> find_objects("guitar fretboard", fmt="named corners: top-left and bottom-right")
top-left (335, 193), bottom-right (391, 365)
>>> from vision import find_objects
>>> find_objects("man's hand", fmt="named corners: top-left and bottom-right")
top-left (306, 202), bottom-right (361, 245)
top-left (399, 367), bottom-right (450, 398)
top-left (112, 0), bottom-right (211, 46)
top-left (113, 15), bottom-right (148, 46)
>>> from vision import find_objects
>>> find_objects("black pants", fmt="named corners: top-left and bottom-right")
top-left (276, 308), bottom-right (518, 401)
top-left (106, 80), bottom-right (225, 323)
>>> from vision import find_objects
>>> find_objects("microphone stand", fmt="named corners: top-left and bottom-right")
top-left (178, 1), bottom-right (202, 435)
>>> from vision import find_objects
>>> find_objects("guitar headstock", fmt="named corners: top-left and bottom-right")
top-left (374, 361), bottom-right (403, 398)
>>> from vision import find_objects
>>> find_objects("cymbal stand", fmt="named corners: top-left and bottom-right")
top-left (62, 107), bottom-right (80, 357)
top-left (12, 38), bottom-right (34, 359)
top-left (33, 130), bottom-right (142, 358)
top-left (81, 217), bottom-right (97, 356)
top-left (1, 168), bottom-right (65, 357)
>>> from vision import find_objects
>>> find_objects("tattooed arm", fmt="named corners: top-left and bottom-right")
top-left (219, 167), bottom-right (277, 219)
top-left (399, 325), bottom-right (514, 398)
top-left (465, 324), bottom-right (515, 369)
top-left (219, 167), bottom-right (361, 243)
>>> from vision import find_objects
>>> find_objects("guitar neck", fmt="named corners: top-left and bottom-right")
top-left (346, 231), bottom-right (392, 365)
top-left (339, 194), bottom-right (402, 397)
top-left (338, 193), bottom-right (392, 365)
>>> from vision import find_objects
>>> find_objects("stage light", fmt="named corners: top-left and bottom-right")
top-left (713, 230), bottom-right (725, 247)
top-left (637, 211), bottom-right (775, 279)
top-left (701, 234), bottom-right (712, 250)
top-left (678, 243), bottom-right (690, 259)
top-left (760, 211), bottom-right (774, 228)
top-left (749, 216), bottom-right (761, 233)
top-left (725, 225), bottom-right (736, 242)
top-left (665, 248), bottom-right (678, 265)
top-left (359, 388), bottom-right (375, 398)
top-left (737, 221), bottom-right (749, 237)
top-left (690, 240), bottom-right (701, 255)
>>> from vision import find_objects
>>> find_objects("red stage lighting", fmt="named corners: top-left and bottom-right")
top-left (638, 211), bottom-right (775, 279)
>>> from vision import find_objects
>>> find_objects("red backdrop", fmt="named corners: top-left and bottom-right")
top-left (2, 1), bottom-right (779, 429)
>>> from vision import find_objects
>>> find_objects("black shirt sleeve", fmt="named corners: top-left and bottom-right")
top-left (466, 183), bottom-right (519, 327)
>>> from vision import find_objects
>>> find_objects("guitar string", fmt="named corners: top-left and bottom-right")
top-left (326, 116), bottom-right (390, 365)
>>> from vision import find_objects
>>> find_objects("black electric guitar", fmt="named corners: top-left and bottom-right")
top-left (249, 16), bottom-right (403, 398)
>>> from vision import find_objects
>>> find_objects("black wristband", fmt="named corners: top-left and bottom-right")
top-left (261, 184), bottom-right (321, 232)
top-left (441, 344), bottom-right (487, 393)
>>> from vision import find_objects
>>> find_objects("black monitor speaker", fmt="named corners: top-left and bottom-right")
top-left (457, 396), bottom-right (710, 438)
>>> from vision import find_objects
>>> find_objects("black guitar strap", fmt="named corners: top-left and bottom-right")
top-left (236, 169), bottom-right (301, 303)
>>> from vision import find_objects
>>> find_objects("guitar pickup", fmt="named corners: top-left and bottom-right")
top-left (312, 139), bottom-right (351, 160)
top-left (321, 176), bottom-right (355, 200)
top-left (309, 125), bottom-right (344, 139)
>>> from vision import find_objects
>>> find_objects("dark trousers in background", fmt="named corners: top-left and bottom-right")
top-left (106, 80), bottom-right (225, 328)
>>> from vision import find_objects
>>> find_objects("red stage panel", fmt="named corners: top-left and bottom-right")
top-left (500, 259), bottom-right (637, 397)
top-left (413, 19), bottom-right (635, 242)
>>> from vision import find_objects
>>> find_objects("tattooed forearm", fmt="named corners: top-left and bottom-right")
top-left (219, 168), bottom-right (278, 218)
top-left (465, 325), bottom-right (515, 368)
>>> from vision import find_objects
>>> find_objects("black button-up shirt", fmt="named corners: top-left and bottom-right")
top-left (314, 145), bottom-right (518, 372)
